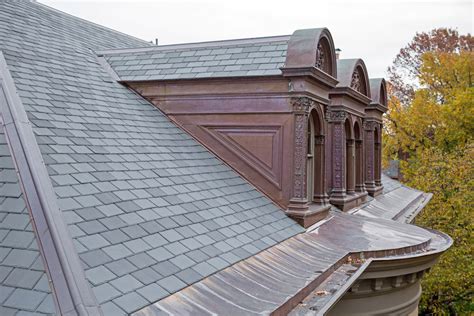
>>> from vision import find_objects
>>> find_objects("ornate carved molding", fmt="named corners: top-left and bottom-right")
top-left (350, 69), bottom-right (362, 92)
top-left (293, 113), bottom-right (308, 199)
top-left (315, 135), bottom-right (325, 145)
top-left (365, 126), bottom-right (375, 182)
top-left (291, 97), bottom-right (316, 114)
top-left (333, 123), bottom-right (344, 188)
top-left (326, 110), bottom-right (347, 122)
top-left (315, 43), bottom-right (326, 70)
top-left (363, 120), bottom-right (377, 131)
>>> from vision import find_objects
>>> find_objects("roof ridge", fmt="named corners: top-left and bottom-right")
top-left (97, 34), bottom-right (291, 55)
top-left (33, 1), bottom-right (151, 47)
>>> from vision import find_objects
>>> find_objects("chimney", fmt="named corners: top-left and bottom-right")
top-left (336, 48), bottom-right (341, 60)
top-left (155, 38), bottom-right (159, 46)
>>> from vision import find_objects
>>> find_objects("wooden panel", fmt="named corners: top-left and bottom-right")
top-left (202, 125), bottom-right (283, 189)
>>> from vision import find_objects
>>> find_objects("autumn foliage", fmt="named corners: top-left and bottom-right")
top-left (384, 28), bottom-right (473, 314)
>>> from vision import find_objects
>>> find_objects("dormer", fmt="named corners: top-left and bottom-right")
top-left (327, 58), bottom-right (371, 211)
top-left (281, 28), bottom-right (338, 90)
top-left (364, 78), bottom-right (388, 196)
top-left (99, 28), bottom-right (343, 227)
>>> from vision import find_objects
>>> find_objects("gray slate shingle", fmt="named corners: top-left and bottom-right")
top-left (102, 36), bottom-right (289, 81)
top-left (0, 1), bottom-right (304, 314)
top-left (0, 131), bottom-right (53, 314)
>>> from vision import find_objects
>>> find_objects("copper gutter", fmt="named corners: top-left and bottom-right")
top-left (0, 52), bottom-right (102, 316)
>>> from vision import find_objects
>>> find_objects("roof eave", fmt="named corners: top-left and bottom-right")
top-left (330, 86), bottom-right (372, 104)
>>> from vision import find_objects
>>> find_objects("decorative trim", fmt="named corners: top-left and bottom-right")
top-left (315, 43), bottom-right (326, 71)
top-left (291, 96), bottom-right (315, 114)
top-left (365, 127), bottom-right (375, 183)
top-left (350, 69), bottom-right (362, 93)
top-left (293, 112), bottom-right (308, 199)
top-left (326, 110), bottom-right (347, 123)
top-left (0, 52), bottom-right (101, 316)
top-left (333, 123), bottom-right (345, 189)
top-left (363, 119), bottom-right (377, 131)
top-left (201, 125), bottom-right (283, 189)
top-left (315, 135), bottom-right (325, 145)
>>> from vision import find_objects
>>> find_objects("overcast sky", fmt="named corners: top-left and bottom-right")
top-left (40, 0), bottom-right (472, 78)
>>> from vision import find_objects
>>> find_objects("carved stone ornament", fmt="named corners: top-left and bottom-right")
top-left (326, 110), bottom-right (347, 122)
top-left (333, 123), bottom-right (344, 188)
top-left (315, 43), bottom-right (326, 70)
top-left (293, 113), bottom-right (308, 198)
top-left (291, 97), bottom-right (316, 114)
top-left (315, 135), bottom-right (325, 145)
top-left (350, 69), bottom-right (362, 92)
top-left (363, 120), bottom-right (377, 131)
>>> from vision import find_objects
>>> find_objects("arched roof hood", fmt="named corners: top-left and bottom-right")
top-left (336, 58), bottom-right (371, 99)
top-left (369, 78), bottom-right (388, 113)
top-left (369, 78), bottom-right (387, 104)
top-left (282, 28), bottom-right (338, 88)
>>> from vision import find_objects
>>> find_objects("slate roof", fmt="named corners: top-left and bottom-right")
top-left (0, 2), bottom-right (303, 315)
top-left (100, 36), bottom-right (290, 81)
top-left (0, 130), bottom-right (55, 316)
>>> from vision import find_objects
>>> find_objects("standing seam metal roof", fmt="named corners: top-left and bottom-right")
top-left (0, 2), bottom-right (303, 315)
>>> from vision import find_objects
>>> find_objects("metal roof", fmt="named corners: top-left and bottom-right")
top-left (134, 210), bottom-right (451, 316)
top-left (350, 174), bottom-right (432, 223)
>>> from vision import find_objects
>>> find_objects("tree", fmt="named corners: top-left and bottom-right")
top-left (384, 29), bottom-right (473, 315)
top-left (387, 28), bottom-right (473, 106)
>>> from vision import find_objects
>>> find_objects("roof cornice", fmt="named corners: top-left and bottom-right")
top-left (281, 66), bottom-right (339, 89)
top-left (330, 86), bottom-right (372, 105)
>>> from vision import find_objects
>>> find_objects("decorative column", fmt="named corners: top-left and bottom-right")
top-left (327, 110), bottom-right (347, 202)
top-left (364, 120), bottom-right (376, 194)
top-left (375, 123), bottom-right (382, 187)
top-left (288, 97), bottom-right (313, 210)
top-left (313, 135), bottom-right (329, 204)
top-left (355, 139), bottom-right (366, 192)
top-left (346, 138), bottom-right (355, 194)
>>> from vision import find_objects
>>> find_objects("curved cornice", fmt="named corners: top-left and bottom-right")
top-left (369, 78), bottom-right (388, 113)
top-left (335, 58), bottom-right (371, 100)
top-left (282, 28), bottom-right (338, 87)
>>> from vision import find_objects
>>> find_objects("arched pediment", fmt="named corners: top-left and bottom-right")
top-left (369, 78), bottom-right (387, 106)
top-left (285, 28), bottom-right (337, 78)
top-left (336, 59), bottom-right (371, 98)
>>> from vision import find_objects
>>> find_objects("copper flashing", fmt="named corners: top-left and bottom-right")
top-left (95, 54), bottom-right (121, 82)
top-left (0, 52), bottom-right (101, 316)
top-left (132, 212), bottom-right (452, 316)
